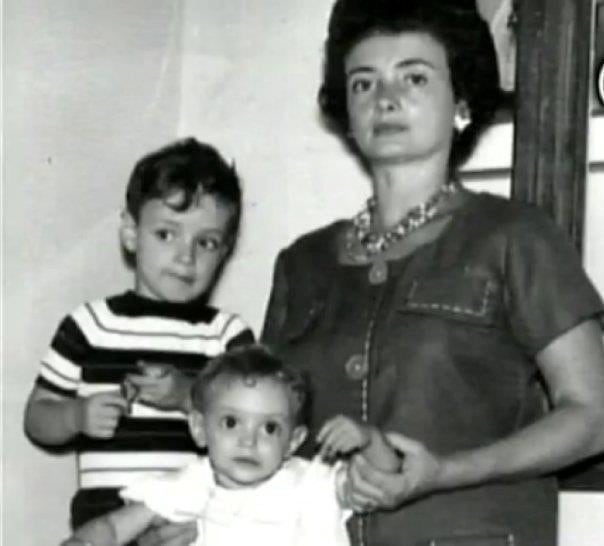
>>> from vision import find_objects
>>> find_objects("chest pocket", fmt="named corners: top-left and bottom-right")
top-left (398, 268), bottom-right (500, 327)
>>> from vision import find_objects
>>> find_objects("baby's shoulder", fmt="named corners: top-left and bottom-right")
top-left (278, 456), bottom-right (341, 492)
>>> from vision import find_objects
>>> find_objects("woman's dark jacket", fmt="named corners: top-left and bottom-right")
top-left (262, 191), bottom-right (603, 546)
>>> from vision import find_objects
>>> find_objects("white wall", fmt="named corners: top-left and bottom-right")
top-left (178, 0), bottom-right (370, 331)
top-left (3, 1), bottom-right (603, 545)
top-left (3, 2), bottom-right (183, 544)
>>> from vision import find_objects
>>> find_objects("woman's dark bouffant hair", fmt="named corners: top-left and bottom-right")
top-left (318, 0), bottom-right (503, 169)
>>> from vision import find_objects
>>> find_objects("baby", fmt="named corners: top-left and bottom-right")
top-left (64, 345), bottom-right (399, 546)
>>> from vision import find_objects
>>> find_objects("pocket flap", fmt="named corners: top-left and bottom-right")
top-left (399, 269), bottom-right (497, 325)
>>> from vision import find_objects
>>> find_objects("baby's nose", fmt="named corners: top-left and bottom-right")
top-left (239, 429), bottom-right (258, 447)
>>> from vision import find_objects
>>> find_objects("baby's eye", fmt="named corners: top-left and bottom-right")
top-left (263, 421), bottom-right (281, 436)
top-left (221, 415), bottom-right (238, 429)
top-left (196, 237), bottom-right (222, 252)
top-left (349, 77), bottom-right (374, 95)
top-left (155, 229), bottom-right (175, 242)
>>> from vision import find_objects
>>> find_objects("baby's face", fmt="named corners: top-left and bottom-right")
top-left (201, 378), bottom-right (303, 488)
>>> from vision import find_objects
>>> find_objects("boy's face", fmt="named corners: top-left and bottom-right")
top-left (121, 192), bottom-right (232, 303)
top-left (191, 378), bottom-right (307, 489)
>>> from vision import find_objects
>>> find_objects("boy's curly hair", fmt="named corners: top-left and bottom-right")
top-left (126, 137), bottom-right (241, 245)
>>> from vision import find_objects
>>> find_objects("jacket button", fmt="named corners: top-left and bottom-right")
top-left (345, 354), bottom-right (368, 381)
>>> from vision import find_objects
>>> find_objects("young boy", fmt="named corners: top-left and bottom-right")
top-left (24, 138), bottom-right (254, 531)
top-left (63, 345), bottom-right (400, 546)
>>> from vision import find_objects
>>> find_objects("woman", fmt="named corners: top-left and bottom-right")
top-left (261, 0), bottom-right (604, 544)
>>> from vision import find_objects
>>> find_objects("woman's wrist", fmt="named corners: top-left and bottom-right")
top-left (436, 449), bottom-right (494, 492)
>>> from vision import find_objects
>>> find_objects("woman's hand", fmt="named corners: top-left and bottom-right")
top-left (347, 320), bottom-right (604, 515)
top-left (136, 520), bottom-right (197, 546)
top-left (346, 432), bottom-right (444, 512)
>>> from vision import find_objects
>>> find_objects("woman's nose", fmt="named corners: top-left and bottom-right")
top-left (376, 79), bottom-right (400, 112)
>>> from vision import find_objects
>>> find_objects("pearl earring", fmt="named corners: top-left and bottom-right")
top-left (454, 112), bottom-right (471, 132)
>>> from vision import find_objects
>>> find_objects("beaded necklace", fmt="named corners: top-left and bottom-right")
top-left (350, 180), bottom-right (458, 283)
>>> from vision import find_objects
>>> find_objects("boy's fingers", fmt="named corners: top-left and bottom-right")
top-left (125, 374), bottom-right (158, 388)
top-left (97, 392), bottom-right (128, 412)
top-left (94, 422), bottom-right (118, 438)
top-left (137, 361), bottom-right (172, 379)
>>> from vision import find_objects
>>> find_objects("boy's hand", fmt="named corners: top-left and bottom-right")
top-left (317, 414), bottom-right (372, 460)
top-left (75, 391), bottom-right (127, 439)
top-left (125, 361), bottom-right (193, 412)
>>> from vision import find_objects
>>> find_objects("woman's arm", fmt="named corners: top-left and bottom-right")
top-left (347, 319), bottom-right (604, 508)
top-left (440, 319), bottom-right (604, 484)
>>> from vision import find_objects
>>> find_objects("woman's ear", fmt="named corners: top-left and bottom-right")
top-left (188, 410), bottom-right (207, 449)
top-left (119, 210), bottom-right (138, 254)
top-left (286, 425), bottom-right (308, 458)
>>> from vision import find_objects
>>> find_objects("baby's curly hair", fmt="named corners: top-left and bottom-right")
top-left (191, 345), bottom-right (309, 426)
top-left (318, 0), bottom-right (503, 169)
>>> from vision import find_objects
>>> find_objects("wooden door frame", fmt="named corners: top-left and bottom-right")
top-left (512, 0), bottom-right (594, 253)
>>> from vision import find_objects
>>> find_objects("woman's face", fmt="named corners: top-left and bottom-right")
top-left (345, 31), bottom-right (460, 166)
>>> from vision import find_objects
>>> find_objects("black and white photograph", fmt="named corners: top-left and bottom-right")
top-left (3, 1), bottom-right (604, 545)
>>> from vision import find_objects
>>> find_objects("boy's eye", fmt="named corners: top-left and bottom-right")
top-left (263, 421), bottom-right (281, 436)
top-left (196, 237), bottom-right (222, 252)
top-left (221, 415), bottom-right (238, 429)
top-left (155, 229), bottom-right (175, 242)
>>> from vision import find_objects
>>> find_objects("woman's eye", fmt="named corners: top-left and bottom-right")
top-left (155, 229), bottom-right (174, 242)
top-left (405, 73), bottom-right (428, 87)
top-left (263, 421), bottom-right (281, 436)
top-left (222, 416), bottom-right (238, 429)
top-left (350, 78), bottom-right (374, 94)
top-left (196, 237), bottom-right (221, 252)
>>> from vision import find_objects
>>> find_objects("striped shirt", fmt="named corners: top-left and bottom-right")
top-left (36, 291), bottom-right (254, 489)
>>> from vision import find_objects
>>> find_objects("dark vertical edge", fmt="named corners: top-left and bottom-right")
top-left (512, 0), bottom-right (592, 253)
